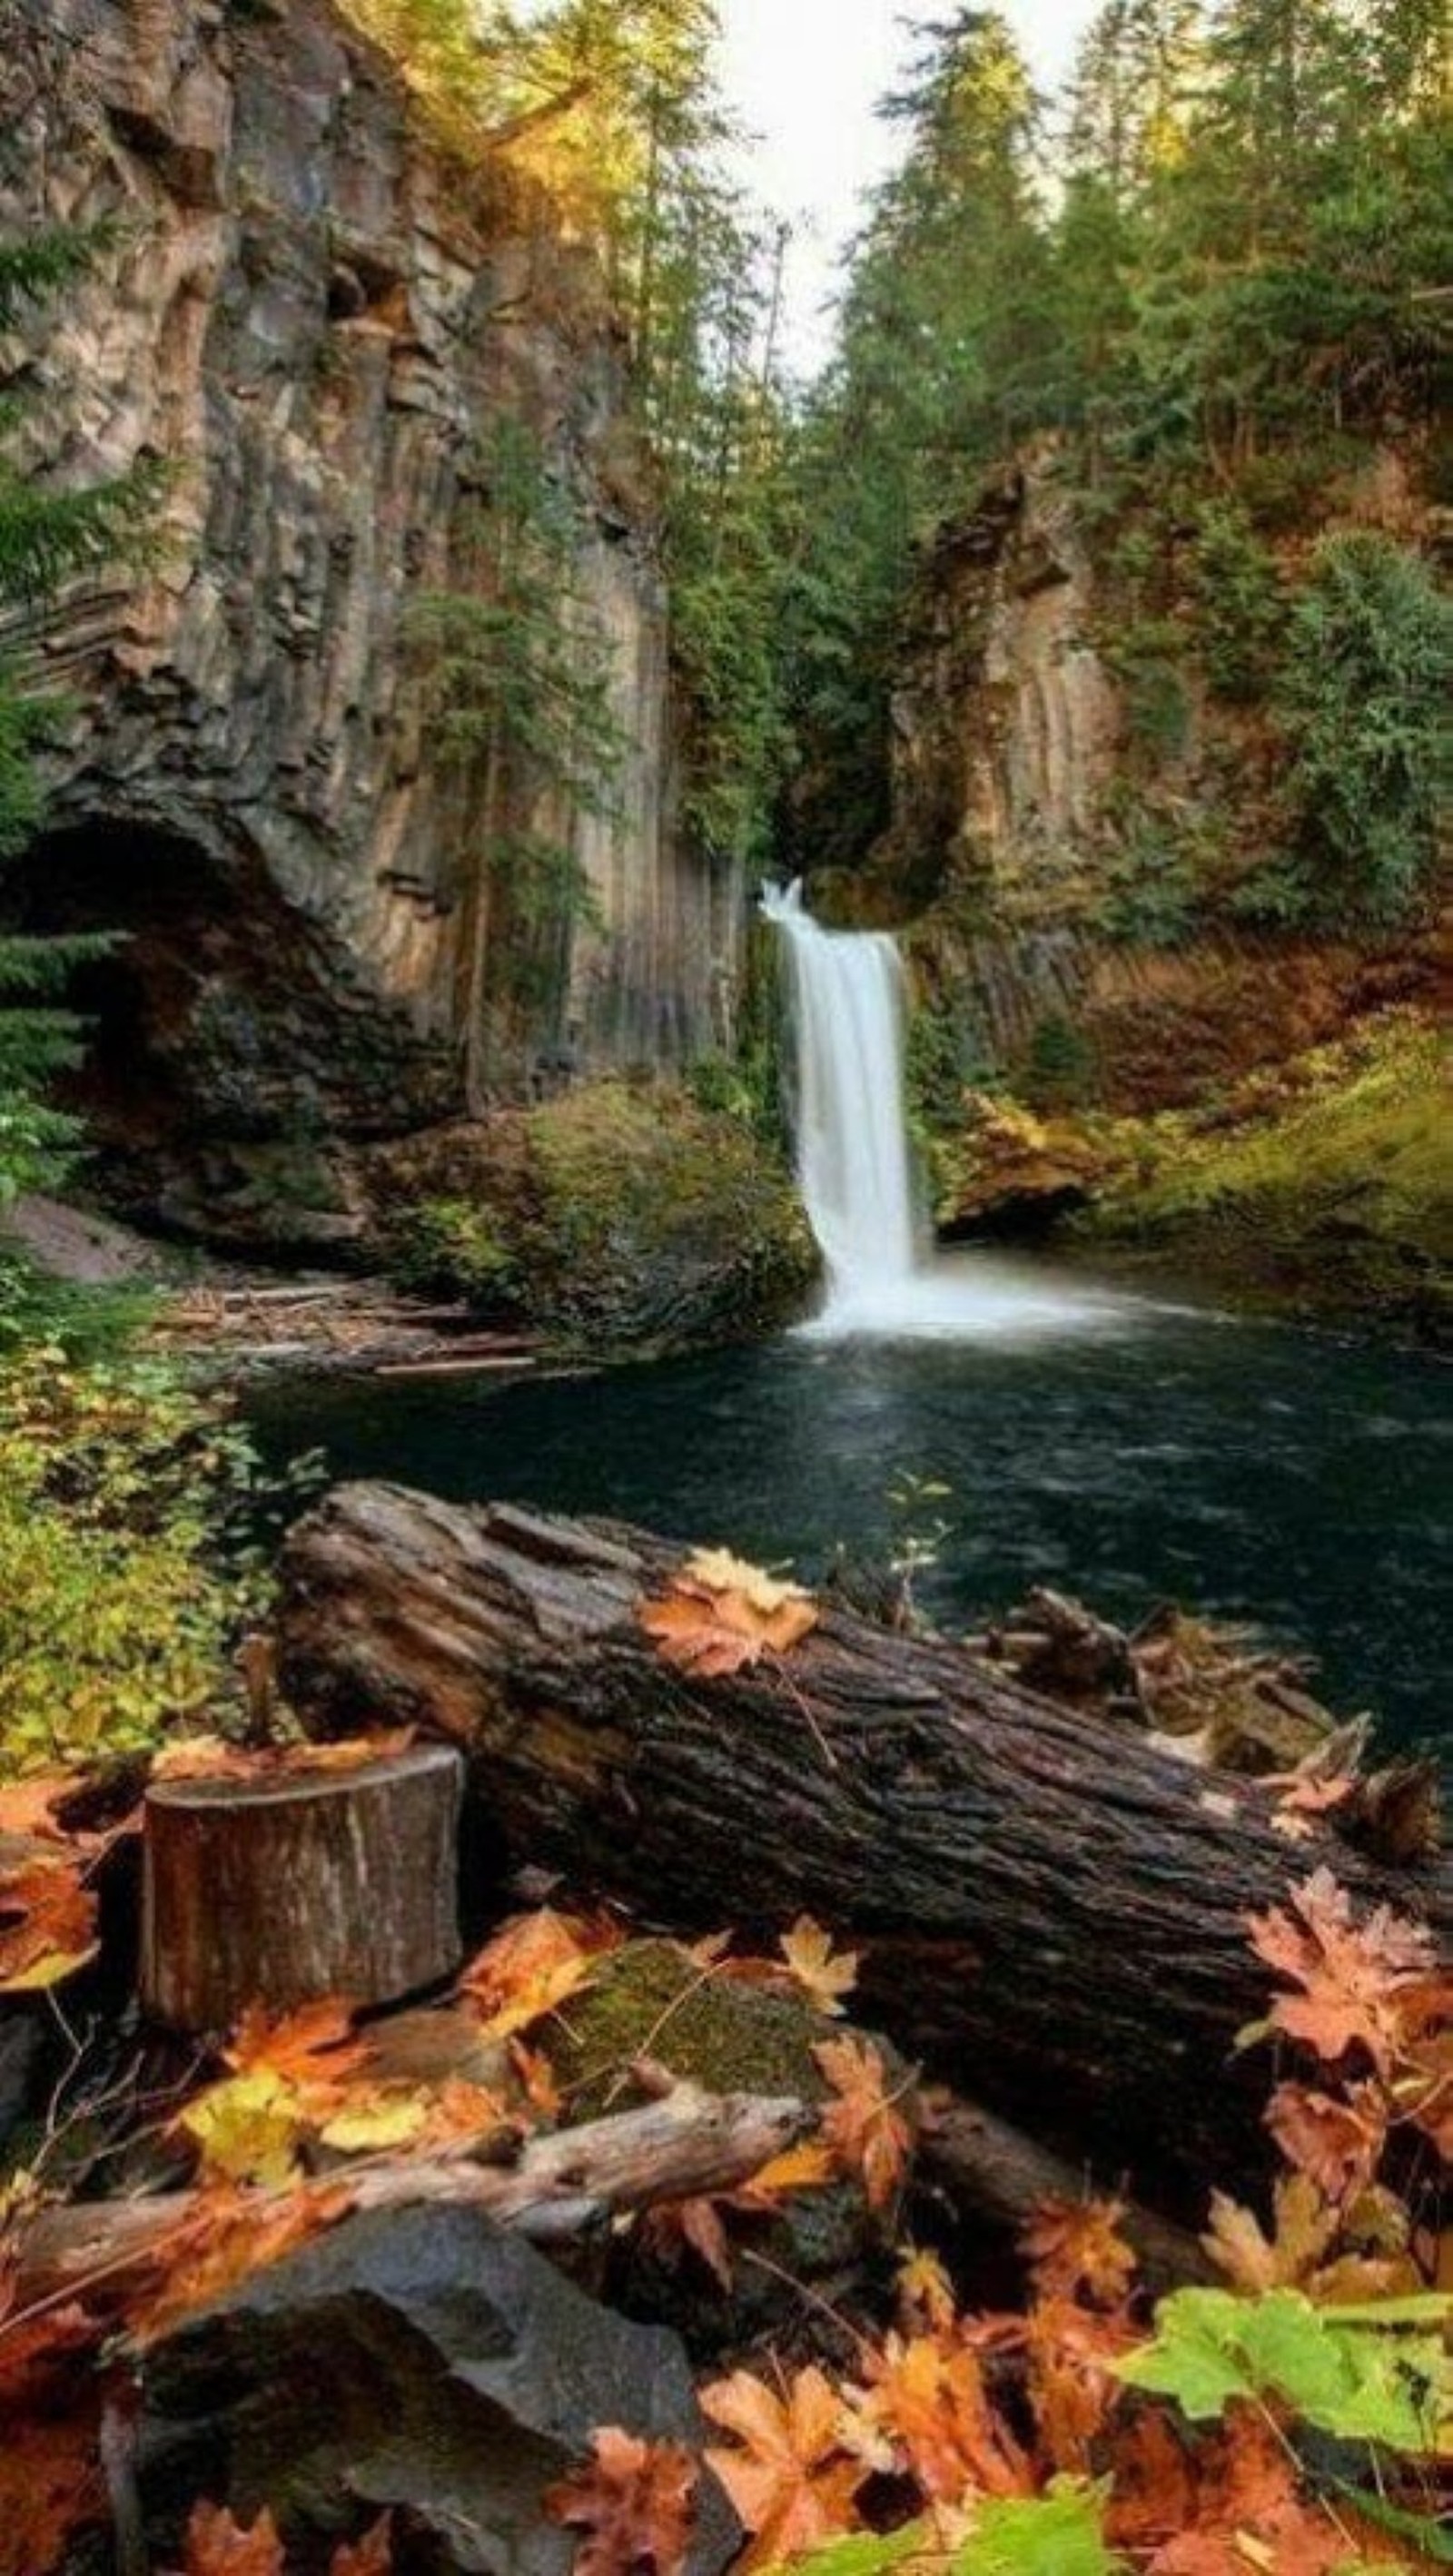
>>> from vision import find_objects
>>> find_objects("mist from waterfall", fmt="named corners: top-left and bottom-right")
top-left (762, 882), bottom-right (1144, 1339)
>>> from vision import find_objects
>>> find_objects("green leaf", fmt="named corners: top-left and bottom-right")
top-left (950, 2485), bottom-right (1124, 2575)
top-left (1119, 2288), bottom-right (1452, 2453)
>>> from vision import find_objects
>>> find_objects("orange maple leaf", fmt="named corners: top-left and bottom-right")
top-left (1020, 2196), bottom-right (1138, 2311)
top-left (814, 2036), bottom-right (912, 2211)
top-left (638, 2193), bottom-right (736, 2290)
top-left (1246, 1867), bottom-right (1436, 2077)
top-left (223, 1999), bottom-right (371, 2097)
top-left (0, 1774), bottom-right (78, 1843)
top-left (639, 1554), bottom-right (819, 1681)
top-left (849, 2333), bottom-right (1033, 2504)
top-left (124, 2181), bottom-right (352, 2345)
top-left (0, 1851), bottom-right (98, 1991)
top-left (1265, 2078), bottom-right (1388, 2204)
top-left (546, 2427), bottom-right (699, 2576)
top-left (1201, 2175), bottom-right (1339, 2295)
top-left (173, 2501), bottom-right (286, 2574)
top-left (702, 2365), bottom-right (864, 2568)
top-left (460, 1907), bottom-right (613, 2039)
top-left (1023, 2295), bottom-right (1136, 2476)
top-left (1139, 2404), bottom-right (1359, 2574)
top-left (329, 2513), bottom-right (395, 2574)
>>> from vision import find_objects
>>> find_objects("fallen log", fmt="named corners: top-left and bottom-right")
top-left (920, 2090), bottom-right (1212, 2297)
top-left (10, 2082), bottom-right (806, 2317)
top-left (275, 1485), bottom-right (1451, 2196)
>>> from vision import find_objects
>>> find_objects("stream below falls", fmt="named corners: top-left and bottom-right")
top-left (251, 1256), bottom-right (1450, 1755)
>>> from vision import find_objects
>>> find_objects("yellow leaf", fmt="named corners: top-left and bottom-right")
top-left (684, 1549), bottom-right (812, 1618)
top-left (779, 1916), bottom-right (860, 2018)
top-left (178, 2070), bottom-right (305, 2191)
top-left (319, 2093), bottom-right (429, 2156)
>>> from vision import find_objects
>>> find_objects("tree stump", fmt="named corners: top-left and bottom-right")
top-left (140, 1745), bottom-right (464, 2034)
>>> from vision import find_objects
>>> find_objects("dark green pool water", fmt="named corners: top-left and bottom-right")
top-left (250, 1258), bottom-right (1451, 1752)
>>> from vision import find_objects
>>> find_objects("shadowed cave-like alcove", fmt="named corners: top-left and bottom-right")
top-left (4, 816), bottom-right (439, 1250)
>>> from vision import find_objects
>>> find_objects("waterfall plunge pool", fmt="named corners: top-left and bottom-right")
top-left (250, 1260), bottom-right (1451, 1756)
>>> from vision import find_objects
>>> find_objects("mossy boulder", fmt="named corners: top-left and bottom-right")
top-left (549, 1938), bottom-right (915, 2352)
top-left (370, 1080), bottom-right (818, 1352)
top-left (1082, 1010), bottom-right (1451, 1340)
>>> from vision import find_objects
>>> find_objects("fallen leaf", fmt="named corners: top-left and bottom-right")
top-left (849, 2331), bottom-right (1033, 2502)
top-left (1201, 2176), bottom-right (1339, 2295)
top-left (125, 2180), bottom-right (351, 2344)
top-left (460, 1907), bottom-right (608, 2038)
top-left (735, 2139), bottom-right (837, 2206)
top-left (638, 2193), bottom-right (736, 2290)
top-left (1021, 2197), bottom-right (1138, 2311)
top-left (702, 2365), bottom-right (864, 2568)
top-left (0, 1852), bottom-right (98, 1992)
top-left (780, 1917), bottom-right (860, 2018)
top-left (177, 2069), bottom-right (305, 2192)
top-left (684, 1549), bottom-right (813, 1617)
top-left (546, 2427), bottom-right (698, 2576)
top-left (1265, 2079), bottom-right (1386, 2205)
top-left (1246, 1868), bottom-right (1435, 2078)
top-left (640, 1556), bottom-right (820, 1681)
top-left (897, 2245), bottom-right (960, 2336)
top-left (223, 1999), bottom-right (371, 2097)
top-left (175, 2500), bottom-right (287, 2574)
top-left (815, 2036), bottom-right (912, 2212)
top-left (0, 2413), bottom-right (103, 2576)
top-left (329, 2513), bottom-right (395, 2575)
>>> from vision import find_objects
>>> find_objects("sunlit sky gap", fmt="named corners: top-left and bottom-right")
top-left (719, 0), bottom-right (1100, 371)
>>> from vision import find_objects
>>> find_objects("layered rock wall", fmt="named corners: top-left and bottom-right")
top-left (0, 0), bottom-right (727, 1239)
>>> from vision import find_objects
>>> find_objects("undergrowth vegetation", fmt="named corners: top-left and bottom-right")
top-left (0, 1347), bottom-right (276, 1779)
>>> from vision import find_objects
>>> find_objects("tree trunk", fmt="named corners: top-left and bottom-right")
top-left (275, 1485), bottom-right (1450, 2198)
top-left (141, 1743), bottom-right (463, 2033)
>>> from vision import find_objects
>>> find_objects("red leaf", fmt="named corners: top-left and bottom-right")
top-left (546, 2428), bottom-right (698, 2576)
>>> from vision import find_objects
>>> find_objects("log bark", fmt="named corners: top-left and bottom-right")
top-left (141, 1744), bottom-right (463, 2032)
top-left (10, 2084), bottom-right (806, 2317)
top-left (275, 1485), bottom-right (1451, 2196)
top-left (920, 2091), bottom-right (1212, 2297)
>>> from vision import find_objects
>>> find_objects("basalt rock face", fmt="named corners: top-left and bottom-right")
top-left (0, 0), bottom-right (728, 1248)
top-left (876, 449), bottom-right (1447, 1117)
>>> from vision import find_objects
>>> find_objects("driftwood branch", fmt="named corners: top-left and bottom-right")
top-left (10, 2084), bottom-right (806, 2318)
top-left (276, 1485), bottom-right (1450, 2195)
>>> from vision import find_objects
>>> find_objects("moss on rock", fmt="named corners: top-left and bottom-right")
top-left (371, 1079), bottom-right (817, 1353)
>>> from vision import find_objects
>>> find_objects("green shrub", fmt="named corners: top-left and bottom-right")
top-left (386, 1197), bottom-right (519, 1313)
top-left (0, 1350), bottom-right (265, 1776)
top-left (1280, 532), bottom-right (1451, 923)
top-left (1189, 500), bottom-right (1285, 701)
top-left (517, 1081), bottom-right (816, 1347)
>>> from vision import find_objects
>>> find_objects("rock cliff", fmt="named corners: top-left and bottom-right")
top-left (875, 447), bottom-right (1447, 1115)
top-left (0, 0), bottom-right (730, 1244)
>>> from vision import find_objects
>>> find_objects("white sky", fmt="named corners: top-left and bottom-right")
top-left (719, 0), bottom-right (1099, 370)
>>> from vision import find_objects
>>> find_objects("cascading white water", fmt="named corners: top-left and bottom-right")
top-left (762, 883), bottom-right (917, 1315)
top-left (764, 881), bottom-right (1150, 1340)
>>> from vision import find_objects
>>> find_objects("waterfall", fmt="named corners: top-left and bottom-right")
top-left (762, 883), bottom-right (918, 1318)
top-left (765, 881), bottom-right (1142, 1341)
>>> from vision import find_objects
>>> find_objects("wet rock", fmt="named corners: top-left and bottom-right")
top-left (137, 2203), bottom-right (741, 2576)
top-left (547, 1939), bottom-right (914, 2350)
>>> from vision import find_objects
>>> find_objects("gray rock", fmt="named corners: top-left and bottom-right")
top-left (137, 2203), bottom-right (741, 2576)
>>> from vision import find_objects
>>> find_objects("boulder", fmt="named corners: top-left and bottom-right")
top-left (137, 2203), bottom-right (741, 2576)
